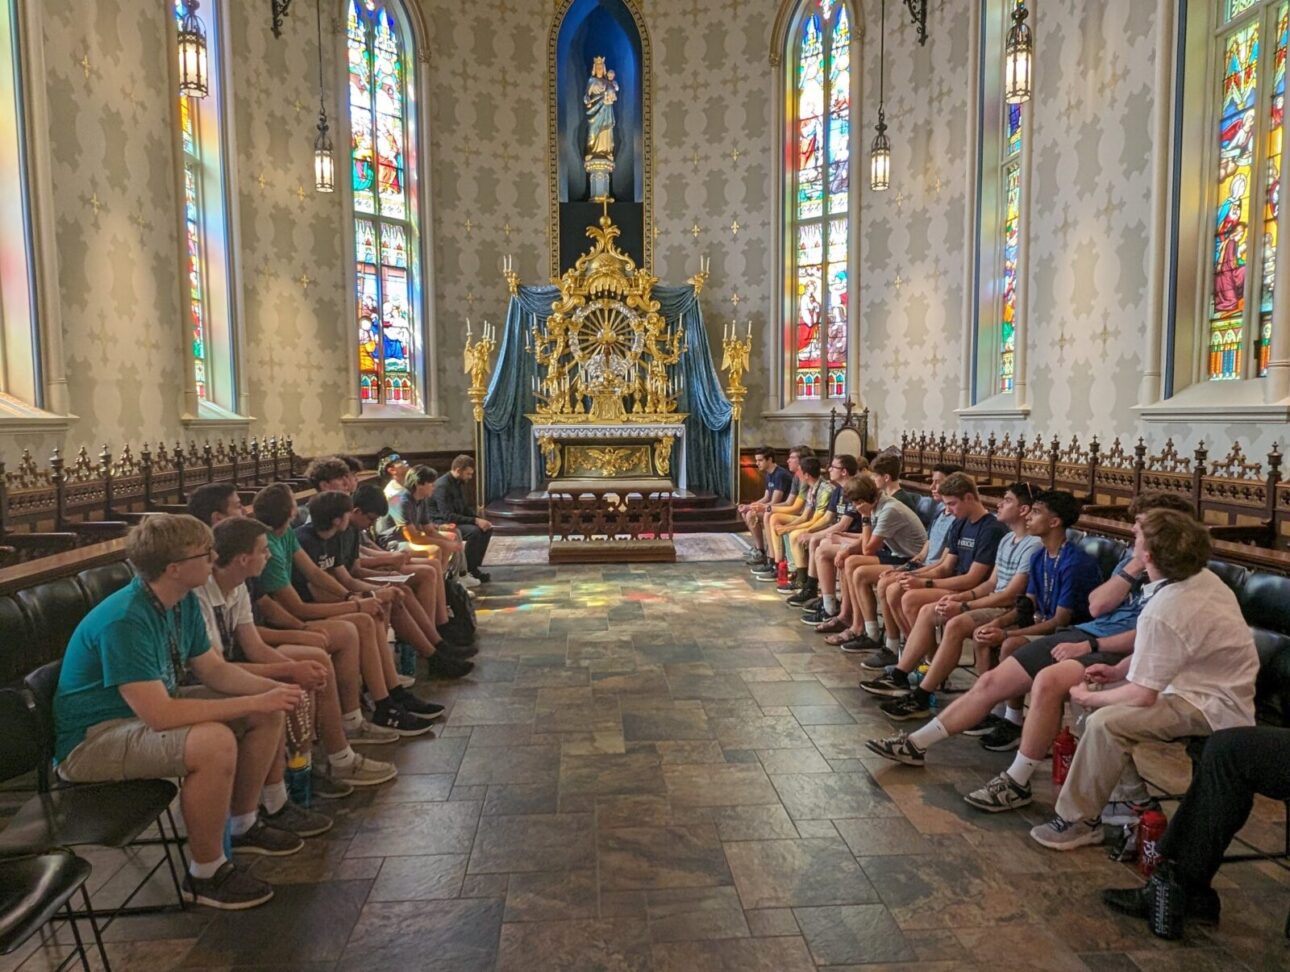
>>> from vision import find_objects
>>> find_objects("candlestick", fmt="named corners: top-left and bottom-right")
top-left (466, 317), bottom-right (472, 337)
top-left (746, 318), bottom-right (752, 338)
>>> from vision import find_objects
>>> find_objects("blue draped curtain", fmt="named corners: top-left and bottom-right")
top-left (483, 285), bottom-right (733, 503)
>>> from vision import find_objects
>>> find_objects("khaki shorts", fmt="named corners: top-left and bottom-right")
top-left (962, 606), bottom-right (1010, 627)
top-left (58, 687), bottom-right (251, 784)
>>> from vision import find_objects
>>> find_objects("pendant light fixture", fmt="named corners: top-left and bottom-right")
top-left (1004, 2), bottom-right (1033, 104)
top-left (176, 0), bottom-right (209, 98)
top-left (870, 0), bottom-right (891, 191)
top-left (313, 0), bottom-right (335, 192)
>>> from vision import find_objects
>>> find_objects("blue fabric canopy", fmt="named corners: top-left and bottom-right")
top-left (483, 285), bottom-right (733, 503)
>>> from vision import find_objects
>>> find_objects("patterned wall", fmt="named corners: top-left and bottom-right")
top-left (6, 0), bottom-right (1284, 474)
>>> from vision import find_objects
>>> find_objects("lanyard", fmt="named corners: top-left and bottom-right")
top-left (143, 583), bottom-right (184, 696)
top-left (1040, 542), bottom-right (1065, 620)
top-left (212, 602), bottom-right (236, 659)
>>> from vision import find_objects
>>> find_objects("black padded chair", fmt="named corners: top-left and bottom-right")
top-left (1207, 558), bottom-right (1250, 597)
top-left (913, 494), bottom-right (939, 530)
top-left (0, 668), bottom-right (188, 928)
top-left (1074, 534), bottom-right (1126, 583)
top-left (73, 562), bottom-right (134, 606)
top-left (0, 852), bottom-right (106, 971)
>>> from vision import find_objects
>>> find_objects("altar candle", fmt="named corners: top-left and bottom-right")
top-left (747, 318), bottom-right (752, 338)
top-left (723, 322), bottom-right (729, 342)
top-left (466, 317), bottom-right (472, 337)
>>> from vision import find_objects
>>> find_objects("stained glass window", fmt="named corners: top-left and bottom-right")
top-left (1206, 0), bottom-right (1287, 380)
top-left (175, 0), bottom-right (212, 401)
top-left (348, 0), bottom-right (419, 407)
top-left (996, 1), bottom-right (1027, 395)
top-left (791, 1), bottom-right (851, 401)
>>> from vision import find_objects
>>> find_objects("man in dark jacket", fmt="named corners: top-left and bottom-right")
top-left (429, 455), bottom-right (493, 580)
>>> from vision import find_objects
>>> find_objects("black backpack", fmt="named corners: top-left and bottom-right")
top-left (439, 577), bottom-right (477, 644)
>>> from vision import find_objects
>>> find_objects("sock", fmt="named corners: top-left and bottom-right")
top-left (865, 621), bottom-right (881, 639)
top-left (342, 709), bottom-right (364, 731)
top-left (1004, 705), bottom-right (1024, 727)
top-left (908, 718), bottom-right (949, 750)
top-left (885, 636), bottom-right (901, 652)
top-left (1005, 753), bottom-right (1042, 787)
top-left (261, 781), bottom-right (288, 816)
top-left (328, 747), bottom-right (357, 768)
top-left (229, 812), bottom-right (258, 837)
top-left (891, 668), bottom-right (910, 687)
top-left (991, 702), bottom-right (1007, 718)
top-left (189, 855), bottom-right (227, 880)
top-left (911, 686), bottom-right (931, 706)
top-left (822, 594), bottom-right (838, 613)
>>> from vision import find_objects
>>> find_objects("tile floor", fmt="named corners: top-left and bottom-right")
top-left (3, 562), bottom-right (1288, 970)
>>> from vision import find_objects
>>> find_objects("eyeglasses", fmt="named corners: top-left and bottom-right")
top-left (171, 547), bottom-right (215, 565)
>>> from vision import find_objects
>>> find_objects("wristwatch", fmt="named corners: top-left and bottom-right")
top-left (924, 579), bottom-right (934, 589)
top-left (1088, 636), bottom-right (1101, 652)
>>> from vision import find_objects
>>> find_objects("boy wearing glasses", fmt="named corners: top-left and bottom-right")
top-left (54, 515), bottom-right (305, 910)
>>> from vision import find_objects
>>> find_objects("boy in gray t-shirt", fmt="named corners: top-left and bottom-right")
top-left (870, 493), bottom-right (928, 561)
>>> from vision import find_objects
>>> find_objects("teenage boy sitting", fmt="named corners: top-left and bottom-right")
top-left (379, 450), bottom-right (409, 501)
top-left (861, 483), bottom-right (1042, 720)
top-left (741, 447), bottom-right (794, 567)
top-left (198, 517), bottom-right (397, 795)
top-left (429, 455), bottom-right (493, 581)
top-left (869, 452), bottom-right (922, 517)
top-left (787, 454), bottom-right (860, 608)
top-left (54, 515), bottom-right (304, 910)
top-left (751, 446), bottom-right (812, 580)
top-left (381, 465), bottom-right (469, 579)
top-left (299, 491), bottom-right (472, 680)
top-left (253, 484), bottom-right (432, 737)
top-left (1026, 509), bottom-right (1258, 850)
top-left (773, 456), bottom-right (837, 593)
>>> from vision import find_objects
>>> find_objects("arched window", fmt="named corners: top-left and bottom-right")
top-left (1205, 0), bottom-right (1286, 381)
top-left (173, 0), bottom-right (240, 418)
top-left (348, 0), bottom-right (422, 411)
top-left (969, 0), bottom-right (1030, 406)
top-left (788, 0), bottom-right (852, 403)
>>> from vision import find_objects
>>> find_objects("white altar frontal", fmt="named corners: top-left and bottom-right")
top-left (528, 417), bottom-right (687, 492)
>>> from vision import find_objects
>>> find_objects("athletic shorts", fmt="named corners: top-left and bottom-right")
top-left (877, 549), bottom-right (912, 566)
top-left (57, 687), bottom-right (258, 784)
top-left (1010, 629), bottom-right (1123, 679)
top-left (962, 606), bottom-right (1010, 627)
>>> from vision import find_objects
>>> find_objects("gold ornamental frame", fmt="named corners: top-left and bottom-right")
top-left (547, 0), bottom-right (654, 279)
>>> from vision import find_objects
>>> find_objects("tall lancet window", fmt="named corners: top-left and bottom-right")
top-left (348, 0), bottom-right (422, 409)
top-left (790, 0), bottom-right (852, 402)
top-left (1206, 0), bottom-right (1287, 380)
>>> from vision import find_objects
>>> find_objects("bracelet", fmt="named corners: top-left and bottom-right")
top-left (924, 579), bottom-right (934, 589)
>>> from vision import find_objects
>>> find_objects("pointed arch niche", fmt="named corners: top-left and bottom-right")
top-left (548, 0), bottom-right (653, 277)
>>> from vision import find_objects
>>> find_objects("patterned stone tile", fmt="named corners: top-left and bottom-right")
top-left (792, 904), bottom-right (916, 965)
top-left (662, 762), bottom-right (779, 807)
top-left (771, 772), bottom-right (902, 820)
top-left (756, 746), bottom-right (833, 775)
top-left (346, 801), bottom-right (481, 858)
top-left (560, 751), bottom-right (666, 797)
top-left (468, 812), bottom-right (595, 874)
top-left (709, 715), bottom-right (814, 750)
top-left (651, 936), bottom-right (817, 971)
top-left (503, 869), bottom-right (599, 922)
top-left (645, 886), bottom-right (750, 942)
top-left (338, 898), bottom-right (503, 971)
top-left (455, 743), bottom-right (561, 786)
top-left (368, 854), bottom-right (468, 902)
top-left (598, 824), bottom-right (732, 890)
top-left (724, 838), bottom-right (880, 909)
top-left (496, 918), bottom-right (651, 972)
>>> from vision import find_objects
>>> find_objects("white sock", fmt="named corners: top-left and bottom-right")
top-left (1004, 706), bottom-right (1025, 727)
top-left (907, 718), bottom-right (949, 751)
top-left (342, 709), bottom-right (364, 731)
top-left (991, 703), bottom-right (1007, 718)
top-left (229, 812), bottom-right (258, 836)
top-left (189, 855), bottom-right (226, 880)
top-left (1006, 753), bottom-right (1042, 786)
top-left (885, 636), bottom-right (901, 652)
top-left (261, 782), bottom-right (288, 816)
top-left (329, 747), bottom-right (357, 768)
top-left (865, 621), bottom-right (881, 639)
top-left (822, 594), bottom-right (838, 613)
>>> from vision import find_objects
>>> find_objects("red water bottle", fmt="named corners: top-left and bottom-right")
top-left (1051, 726), bottom-right (1076, 785)
top-left (776, 559), bottom-right (789, 586)
top-left (1137, 809), bottom-right (1168, 878)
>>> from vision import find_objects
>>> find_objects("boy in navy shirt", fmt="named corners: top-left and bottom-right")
top-left (741, 447), bottom-right (793, 567)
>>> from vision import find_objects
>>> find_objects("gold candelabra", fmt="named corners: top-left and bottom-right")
top-left (463, 318), bottom-right (497, 422)
top-left (721, 319), bottom-right (753, 421)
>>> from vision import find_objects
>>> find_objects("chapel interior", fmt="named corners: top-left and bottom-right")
top-left (0, 0), bottom-right (1289, 969)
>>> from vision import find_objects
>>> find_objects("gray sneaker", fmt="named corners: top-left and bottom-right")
top-left (325, 752), bottom-right (397, 787)
top-left (1030, 815), bottom-right (1103, 851)
top-left (864, 733), bottom-right (926, 767)
top-left (182, 861), bottom-right (274, 910)
top-left (345, 719), bottom-right (401, 746)
top-left (230, 819), bottom-right (304, 857)
top-left (963, 771), bottom-right (1032, 813)
top-left (262, 800), bottom-right (334, 838)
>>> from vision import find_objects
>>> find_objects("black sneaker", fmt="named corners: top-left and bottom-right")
top-left (371, 700), bottom-right (435, 737)
top-left (470, 569), bottom-right (491, 584)
top-left (1101, 872), bottom-right (1221, 927)
top-left (801, 606), bottom-right (836, 625)
top-left (230, 819), bottom-right (304, 857)
top-left (744, 550), bottom-right (767, 566)
top-left (424, 653), bottom-right (474, 679)
top-left (437, 640), bottom-right (480, 659)
top-left (880, 694), bottom-right (930, 721)
top-left (858, 645), bottom-right (899, 667)
top-left (786, 588), bottom-right (817, 608)
top-left (182, 861), bottom-right (274, 910)
top-left (859, 672), bottom-right (911, 697)
top-left (753, 568), bottom-right (780, 582)
top-left (980, 720), bottom-right (1023, 752)
top-left (750, 563), bottom-right (777, 575)
top-left (390, 686), bottom-right (446, 721)
top-left (964, 713), bottom-right (1007, 737)
top-left (262, 800), bottom-right (334, 838)
top-left (775, 578), bottom-right (801, 594)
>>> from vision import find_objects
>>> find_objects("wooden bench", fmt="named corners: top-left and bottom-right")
top-left (546, 478), bottom-right (675, 564)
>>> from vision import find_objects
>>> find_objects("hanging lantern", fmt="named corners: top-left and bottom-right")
top-left (870, 116), bottom-right (891, 192)
top-left (314, 111), bottom-right (335, 192)
top-left (1004, 2), bottom-right (1033, 105)
top-left (177, 0), bottom-right (209, 98)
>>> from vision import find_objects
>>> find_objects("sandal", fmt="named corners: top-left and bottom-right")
top-left (815, 616), bottom-right (850, 634)
top-left (824, 630), bottom-right (857, 646)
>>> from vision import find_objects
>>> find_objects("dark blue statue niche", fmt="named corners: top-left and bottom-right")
top-left (555, 0), bottom-right (645, 271)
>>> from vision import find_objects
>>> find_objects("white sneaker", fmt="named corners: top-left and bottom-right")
top-left (396, 673), bottom-right (416, 689)
top-left (458, 573), bottom-right (480, 590)
top-left (325, 752), bottom-right (397, 787)
top-left (345, 720), bottom-right (400, 746)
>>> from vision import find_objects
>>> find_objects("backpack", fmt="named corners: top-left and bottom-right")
top-left (439, 577), bottom-right (477, 644)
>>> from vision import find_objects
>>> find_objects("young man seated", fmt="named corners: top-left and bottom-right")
top-left (861, 483), bottom-right (1043, 720)
top-left (54, 515), bottom-right (305, 910)
top-left (1028, 508), bottom-right (1257, 851)
top-left (381, 464), bottom-right (470, 583)
top-left (815, 475), bottom-right (927, 632)
top-left (773, 456), bottom-right (837, 594)
top-left (786, 453), bottom-right (860, 608)
top-left (198, 517), bottom-right (397, 795)
top-left (869, 452), bottom-right (922, 517)
top-left (298, 491), bottom-right (472, 679)
top-left (751, 446), bottom-right (812, 581)
top-left (429, 455), bottom-right (493, 583)
top-left (253, 484), bottom-right (435, 737)
top-left (1101, 725), bottom-right (1290, 937)
top-left (379, 450), bottom-right (409, 501)
top-left (741, 447), bottom-right (793, 568)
